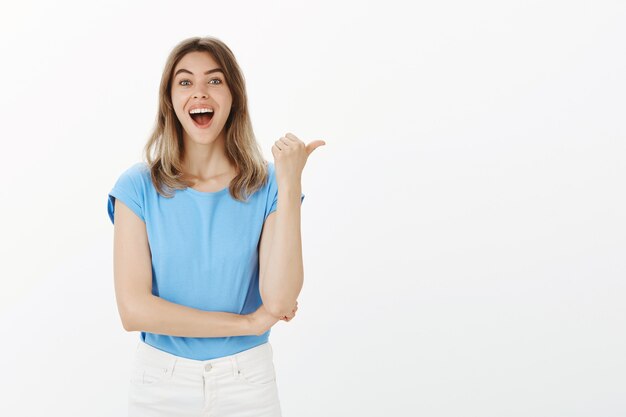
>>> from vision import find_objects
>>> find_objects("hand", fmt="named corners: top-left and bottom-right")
top-left (271, 133), bottom-right (325, 186)
top-left (247, 301), bottom-right (299, 336)
top-left (279, 300), bottom-right (298, 323)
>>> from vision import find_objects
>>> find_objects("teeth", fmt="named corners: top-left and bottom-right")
top-left (189, 108), bottom-right (214, 114)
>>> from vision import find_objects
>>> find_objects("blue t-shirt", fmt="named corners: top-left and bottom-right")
top-left (107, 161), bottom-right (304, 360)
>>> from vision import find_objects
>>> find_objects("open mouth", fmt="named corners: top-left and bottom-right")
top-left (189, 110), bottom-right (214, 129)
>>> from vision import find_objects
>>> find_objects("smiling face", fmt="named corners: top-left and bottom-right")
top-left (170, 51), bottom-right (233, 146)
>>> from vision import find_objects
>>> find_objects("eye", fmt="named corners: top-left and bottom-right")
top-left (178, 78), bottom-right (222, 86)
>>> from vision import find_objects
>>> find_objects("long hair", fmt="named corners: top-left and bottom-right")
top-left (143, 36), bottom-right (269, 201)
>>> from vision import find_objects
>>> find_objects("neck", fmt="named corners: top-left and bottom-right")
top-left (181, 132), bottom-right (235, 180)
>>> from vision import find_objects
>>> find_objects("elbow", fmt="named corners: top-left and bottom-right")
top-left (261, 292), bottom-right (291, 318)
top-left (260, 289), bottom-right (280, 317)
top-left (265, 301), bottom-right (295, 319)
top-left (266, 303), bottom-right (287, 318)
top-left (119, 301), bottom-right (140, 332)
top-left (261, 278), bottom-right (303, 318)
top-left (120, 308), bottom-right (136, 332)
top-left (118, 294), bottom-right (151, 332)
top-left (122, 314), bottom-right (136, 332)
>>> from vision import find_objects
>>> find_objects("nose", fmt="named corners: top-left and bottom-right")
top-left (193, 84), bottom-right (209, 99)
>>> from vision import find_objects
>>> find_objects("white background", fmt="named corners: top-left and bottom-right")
top-left (0, 0), bottom-right (624, 416)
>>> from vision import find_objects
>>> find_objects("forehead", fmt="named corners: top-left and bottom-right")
top-left (174, 51), bottom-right (220, 73)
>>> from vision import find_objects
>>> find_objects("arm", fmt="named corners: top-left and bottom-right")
top-left (124, 295), bottom-right (255, 337)
top-left (113, 198), bottom-right (255, 337)
top-left (259, 184), bottom-right (304, 318)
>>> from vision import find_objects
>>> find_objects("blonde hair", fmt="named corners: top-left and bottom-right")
top-left (143, 36), bottom-right (269, 201)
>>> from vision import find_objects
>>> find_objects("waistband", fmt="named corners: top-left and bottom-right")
top-left (134, 339), bottom-right (273, 378)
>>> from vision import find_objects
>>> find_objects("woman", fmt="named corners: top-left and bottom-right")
top-left (106, 36), bottom-right (325, 416)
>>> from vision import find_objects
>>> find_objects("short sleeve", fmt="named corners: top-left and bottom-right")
top-left (264, 163), bottom-right (305, 221)
top-left (107, 163), bottom-right (146, 224)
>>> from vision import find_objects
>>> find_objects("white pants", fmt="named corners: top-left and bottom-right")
top-left (128, 340), bottom-right (283, 417)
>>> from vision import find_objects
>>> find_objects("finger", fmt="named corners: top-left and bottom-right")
top-left (285, 132), bottom-right (300, 141)
top-left (306, 140), bottom-right (326, 155)
top-left (278, 137), bottom-right (291, 147)
top-left (273, 143), bottom-right (283, 152)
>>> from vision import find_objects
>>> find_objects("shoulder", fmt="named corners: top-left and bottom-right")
top-left (108, 162), bottom-right (150, 224)
top-left (127, 161), bottom-right (150, 178)
top-left (116, 161), bottom-right (150, 184)
top-left (265, 161), bottom-right (276, 183)
top-left (110, 162), bottom-right (153, 199)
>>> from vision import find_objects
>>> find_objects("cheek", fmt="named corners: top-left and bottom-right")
top-left (172, 108), bottom-right (184, 123)
top-left (220, 96), bottom-right (233, 115)
top-left (172, 101), bottom-right (187, 121)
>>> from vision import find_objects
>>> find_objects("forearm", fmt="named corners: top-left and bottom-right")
top-left (124, 294), bottom-right (254, 337)
top-left (263, 184), bottom-right (304, 317)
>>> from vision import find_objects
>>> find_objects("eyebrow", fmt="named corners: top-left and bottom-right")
top-left (174, 68), bottom-right (224, 77)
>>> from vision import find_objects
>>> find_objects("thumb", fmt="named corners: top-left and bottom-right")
top-left (306, 140), bottom-right (326, 155)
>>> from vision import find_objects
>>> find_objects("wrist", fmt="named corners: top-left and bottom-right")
top-left (277, 177), bottom-right (302, 192)
top-left (277, 185), bottom-right (302, 200)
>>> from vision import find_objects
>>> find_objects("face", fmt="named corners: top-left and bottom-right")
top-left (170, 51), bottom-right (233, 146)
